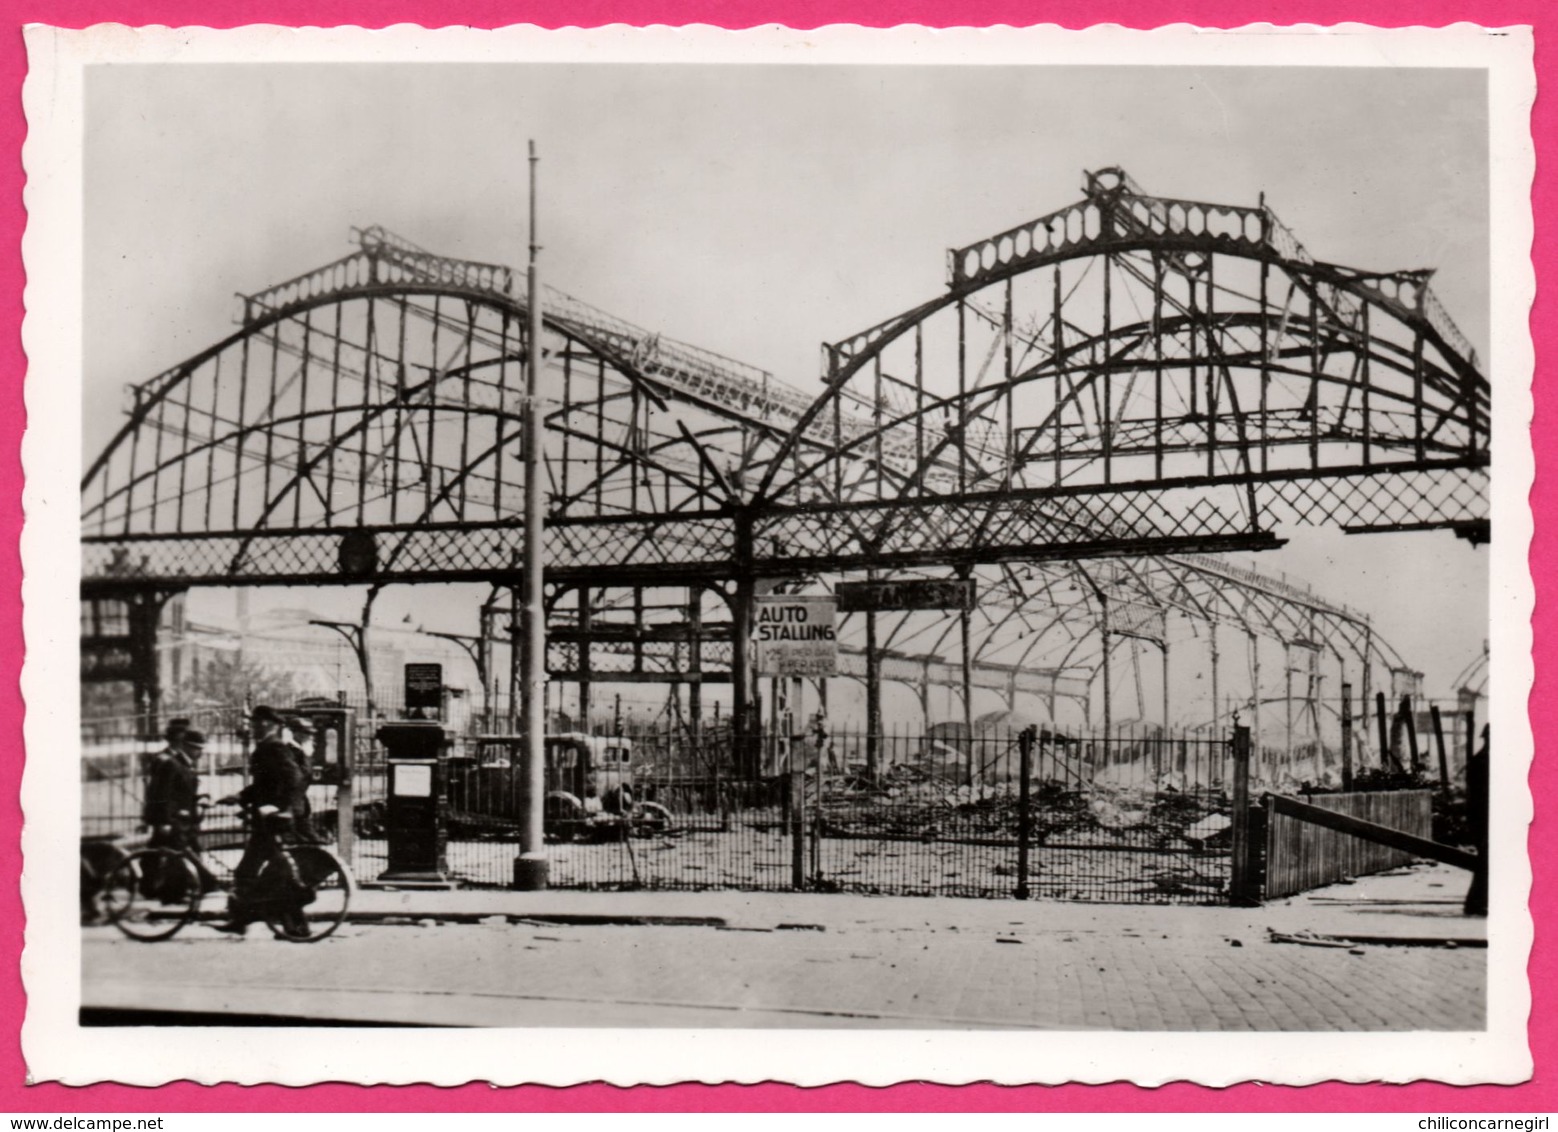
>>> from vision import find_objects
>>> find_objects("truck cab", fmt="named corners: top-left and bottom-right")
top-left (543, 732), bottom-right (633, 813)
top-left (452, 732), bottom-right (646, 840)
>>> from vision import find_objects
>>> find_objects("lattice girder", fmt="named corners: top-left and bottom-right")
top-left (81, 511), bottom-right (739, 590)
top-left (755, 167), bottom-right (1489, 555)
top-left (84, 167), bottom-right (1489, 590)
top-left (81, 266), bottom-right (823, 582)
top-left (774, 551), bottom-right (1401, 727)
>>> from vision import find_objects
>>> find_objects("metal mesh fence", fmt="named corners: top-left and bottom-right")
top-left (83, 707), bottom-right (1237, 905)
top-left (438, 757), bottom-right (792, 890)
top-left (801, 731), bottom-right (1236, 902)
top-left (81, 702), bottom-right (389, 888)
top-left (425, 728), bottom-right (1238, 903)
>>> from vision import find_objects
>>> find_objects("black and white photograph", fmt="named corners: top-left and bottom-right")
top-left (20, 23), bottom-right (1534, 1086)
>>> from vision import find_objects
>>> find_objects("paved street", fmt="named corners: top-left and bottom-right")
top-left (82, 864), bottom-right (1485, 1030)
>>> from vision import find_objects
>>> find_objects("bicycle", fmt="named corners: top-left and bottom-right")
top-left (96, 801), bottom-right (354, 943)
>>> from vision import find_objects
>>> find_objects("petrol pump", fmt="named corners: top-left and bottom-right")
top-left (375, 719), bottom-right (455, 886)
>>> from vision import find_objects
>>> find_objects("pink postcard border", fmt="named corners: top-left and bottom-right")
top-left (2, 1), bottom-right (1548, 1112)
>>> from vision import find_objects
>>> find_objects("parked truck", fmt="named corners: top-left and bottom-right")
top-left (445, 732), bottom-right (673, 841)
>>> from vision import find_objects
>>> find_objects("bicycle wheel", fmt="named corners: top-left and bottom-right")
top-left (101, 849), bottom-right (202, 942)
top-left (80, 840), bottom-right (128, 925)
top-left (633, 801), bottom-right (676, 837)
top-left (258, 844), bottom-right (354, 943)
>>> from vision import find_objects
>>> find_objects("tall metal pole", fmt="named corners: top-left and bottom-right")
top-left (1229, 724), bottom-right (1255, 905)
top-left (1248, 631), bottom-right (1262, 785)
top-left (310, 582), bottom-right (379, 719)
top-left (1100, 594), bottom-right (1112, 742)
top-left (865, 609), bottom-right (881, 779)
top-left (1283, 643), bottom-right (1294, 774)
top-left (1361, 625), bottom-right (1374, 764)
top-left (1159, 637), bottom-right (1170, 780)
top-left (731, 573), bottom-right (756, 778)
top-left (508, 582), bottom-right (520, 730)
top-left (1160, 638), bottom-right (1171, 734)
top-left (1340, 679), bottom-right (1354, 791)
top-left (1015, 725), bottom-right (1034, 900)
top-left (1209, 624), bottom-right (1220, 734)
top-left (515, 140), bottom-right (549, 890)
top-left (730, 511), bottom-right (758, 780)
top-left (578, 586), bottom-right (594, 731)
top-left (686, 588), bottom-right (703, 746)
top-left (960, 601), bottom-right (975, 787)
top-left (479, 591), bottom-right (498, 731)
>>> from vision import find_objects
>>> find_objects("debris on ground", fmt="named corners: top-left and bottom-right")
top-left (1268, 928), bottom-right (1355, 949)
top-left (813, 776), bottom-right (1233, 852)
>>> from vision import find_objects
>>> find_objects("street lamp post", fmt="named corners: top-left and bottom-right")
top-left (310, 585), bottom-right (382, 719)
top-left (514, 140), bottom-right (549, 891)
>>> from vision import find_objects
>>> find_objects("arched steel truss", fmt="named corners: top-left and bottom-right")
top-left (83, 225), bottom-right (792, 586)
top-left (535, 546), bottom-right (1404, 706)
top-left (752, 167), bottom-right (1487, 570)
top-left (81, 170), bottom-right (1485, 751)
top-left (82, 169), bottom-right (1489, 594)
top-left (760, 553), bottom-right (1407, 729)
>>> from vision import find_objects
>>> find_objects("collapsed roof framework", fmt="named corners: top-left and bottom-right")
top-left (81, 169), bottom-right (1487, 751)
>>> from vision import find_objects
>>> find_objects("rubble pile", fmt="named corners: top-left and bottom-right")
top-left (815, 773), bottom-right (1232, 849)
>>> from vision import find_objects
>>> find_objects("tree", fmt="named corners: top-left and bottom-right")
top-left (80, 680), bottom-right (135, 728)
top-left (172, 654), bottom-right (300, 713)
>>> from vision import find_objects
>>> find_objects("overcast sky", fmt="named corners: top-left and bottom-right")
top-left (81, 61), bottom-right (1492, 696)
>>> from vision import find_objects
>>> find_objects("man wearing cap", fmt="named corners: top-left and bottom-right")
top-left (283, 714), bottom-right (323, 843)
top-left (141, 717), bottom-right (189, 824)
top-left (218, 705), bottom-right (310, 934)
top-left (142, 725), bottom-right (209, 900)
top-left (144, 726), bottom-right (202, 851)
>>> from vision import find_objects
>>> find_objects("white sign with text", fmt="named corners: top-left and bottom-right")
top-left (752, 594), bottom-right (838, 676)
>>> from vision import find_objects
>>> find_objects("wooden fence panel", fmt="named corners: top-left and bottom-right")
top-left (1263, 790), bottom-right (1434, 899)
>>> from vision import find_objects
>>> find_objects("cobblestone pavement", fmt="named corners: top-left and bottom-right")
top-left (82, 865), bottom-right (1485, 1030)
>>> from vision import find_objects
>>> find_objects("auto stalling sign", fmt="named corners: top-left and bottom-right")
top-left (752, 595), bottom-right (838, 677)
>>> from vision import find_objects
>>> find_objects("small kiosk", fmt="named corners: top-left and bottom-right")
top-left (291, 701), bottom-right (356, 854)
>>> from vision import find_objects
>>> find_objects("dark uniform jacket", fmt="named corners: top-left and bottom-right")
top-left (143, 751), bottom-right (199, 829)
top-left (237, 737), bottom-right (310, 823)
top-left (141, 743), bottom-right (182, 815)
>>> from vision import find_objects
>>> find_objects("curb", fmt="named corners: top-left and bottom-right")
top-left (346, 911), bottom-right (728, 928)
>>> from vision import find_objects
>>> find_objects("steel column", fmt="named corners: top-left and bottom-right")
top-left (687, 587), bottom-right (703, 744)
top-left (1249, 631), bottom-right (1262, 783)
top-left (865, 609), bottom-right (882, 779)
top-left (1341, 679), bottom-right (1354, 790)
top-left (577, 586), bottom-right (593, 730)
top-left (960, 592), bottom-right (975, 787)
top-left (731, 515), bottom-right (758, 780)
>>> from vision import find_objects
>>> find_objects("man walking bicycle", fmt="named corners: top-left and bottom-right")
top-left (216, 705), bottom-right (312, 936)
top-left (140, 717), bottom-right (189, 819)
top-left (141, 727), bottom-right (219, 895)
